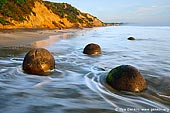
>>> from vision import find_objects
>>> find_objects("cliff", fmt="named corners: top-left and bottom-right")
top-left (0, 0), bottom-right (104, 29)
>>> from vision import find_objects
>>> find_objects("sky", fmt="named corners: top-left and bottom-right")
top-left (47, 0), bottom-right (170, 26)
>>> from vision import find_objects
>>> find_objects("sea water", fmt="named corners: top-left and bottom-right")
top-left (0, 26), bottom-right (170, 113)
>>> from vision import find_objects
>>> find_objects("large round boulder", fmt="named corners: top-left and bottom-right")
top-left (83, 43), bottom-right (102, 55)
top-left (106, 65), bottom-right (146, 92)
top-left (22, 48), bottom-right (55, 75)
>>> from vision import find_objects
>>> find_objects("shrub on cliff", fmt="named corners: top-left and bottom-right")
top-left (0, 0), bottom-right (38, 23)
top-left (0, 17), bottom-right (9, 25)
top-left (44, 1), bottom-right (83, 23)
top-left (0, 0), bottom-right (7, 8)
top-left (15, 0), bottom-right (26, 6)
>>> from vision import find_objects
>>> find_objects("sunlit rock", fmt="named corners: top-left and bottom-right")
top-left (83, 43), bottom-right (102, 55)
top-left (106, 65), bottom-right (146, 92)
top-left (22, 48), bottom-right (55, 75)
top-left (128, 37), bottom-right (136, 40)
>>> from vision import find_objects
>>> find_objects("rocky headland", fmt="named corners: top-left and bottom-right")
top-left (0, 0), bottom-right (104, 29)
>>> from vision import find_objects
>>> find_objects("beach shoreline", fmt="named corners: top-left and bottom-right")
top-left (0, 28), bottom-right (80, 48)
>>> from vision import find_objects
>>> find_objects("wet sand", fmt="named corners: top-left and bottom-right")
top-left (0, 28), bottom-right (67, 47)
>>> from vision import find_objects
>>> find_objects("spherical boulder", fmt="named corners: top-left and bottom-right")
top-left (22, 48), bottom-right (55, 75)
top-left (83, 43), bottom-right (102, 55)
top-left (128, 37), bottom-right (136, 40)
top-left (106, 65), bottom-right (146, 92)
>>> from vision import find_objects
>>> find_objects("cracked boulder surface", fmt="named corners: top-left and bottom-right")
top-left (106, 65), bottom-right (146, 92)
top-left (22, 48), bottom-right (55, 75)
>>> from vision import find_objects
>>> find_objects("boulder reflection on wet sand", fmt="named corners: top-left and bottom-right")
top-left (106, 65), bottom-right (146, 92)
top-left (22, 48), bottom-right (55, 75)
top-left (83, 43), bottom-right (102, 55)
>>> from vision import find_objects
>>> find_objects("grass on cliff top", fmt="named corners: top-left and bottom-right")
top-left (44, 1), bottom-right (85, 23)
top-left (0, 0), bottom-right (39, 25)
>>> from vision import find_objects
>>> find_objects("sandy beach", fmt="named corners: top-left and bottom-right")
top-left (0, 28), bottom-right (70, 47)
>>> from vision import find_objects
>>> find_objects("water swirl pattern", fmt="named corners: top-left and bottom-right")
top-left (0, 26), bottom-right (170, 113)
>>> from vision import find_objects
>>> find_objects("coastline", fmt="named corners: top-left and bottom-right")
top-left (0, 28), bottom-right (79, 48)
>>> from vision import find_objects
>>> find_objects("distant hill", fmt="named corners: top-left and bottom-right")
top-left (0, 0), bottom-right (104, 29)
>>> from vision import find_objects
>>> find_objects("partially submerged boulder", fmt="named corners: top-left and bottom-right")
top-left (23, 48), bottom-right (55, 75)
top-left (83, 43), bottom-right (102, 55)
top-left (128, 37), bottom-right (136, 40)
top-left (106, 65), bottom-right (146, 92)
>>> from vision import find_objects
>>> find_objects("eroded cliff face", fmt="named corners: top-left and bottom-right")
top-left (0, 1), bottom-right (103, 29)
